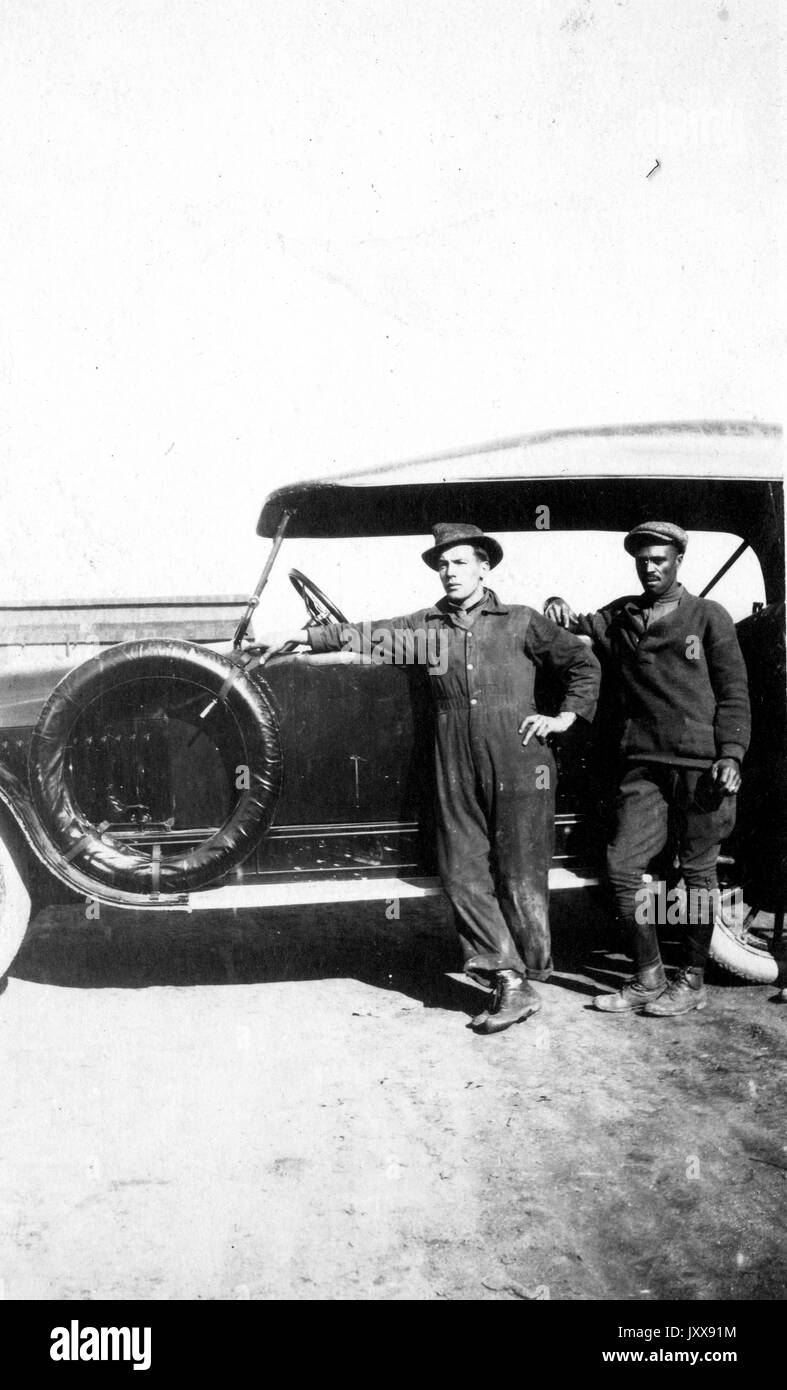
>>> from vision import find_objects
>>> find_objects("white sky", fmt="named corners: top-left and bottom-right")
top-left (0, 1), bottom-right (783, 606)
top-left (267, 530), bottom-right (766, 629)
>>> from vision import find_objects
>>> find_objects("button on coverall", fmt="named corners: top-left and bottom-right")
top-left (309, 590), bottom-right (600, 982)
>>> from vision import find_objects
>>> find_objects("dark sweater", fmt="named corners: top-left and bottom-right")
top-left (577, 589), bottom-right (751, 767)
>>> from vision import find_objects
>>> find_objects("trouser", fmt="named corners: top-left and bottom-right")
top-left (606, 762), bottom-right (737, 968)
top-left (433, 706), bottom-right (555, 982)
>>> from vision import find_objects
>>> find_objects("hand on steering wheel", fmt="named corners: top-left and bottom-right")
top-left (289, 568), bottom-right (348, 625)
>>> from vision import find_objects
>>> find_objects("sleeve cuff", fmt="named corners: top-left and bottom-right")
top-left (307, 625), bottom-right (332, 653)
top-left (560, 700), bottom-right (595, 724)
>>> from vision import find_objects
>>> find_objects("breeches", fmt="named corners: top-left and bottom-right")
top-left (606, 761), bottom-right (737, 966)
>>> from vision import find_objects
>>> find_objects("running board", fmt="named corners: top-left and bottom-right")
top-left (187, 867), bottom-right (599, 911)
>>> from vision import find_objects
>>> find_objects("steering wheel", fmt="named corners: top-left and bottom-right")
top-left (289, 568), bottom-right (348, 625)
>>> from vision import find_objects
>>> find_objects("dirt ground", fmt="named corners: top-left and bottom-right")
top-left (1, 892), bottom-right (785, 1302)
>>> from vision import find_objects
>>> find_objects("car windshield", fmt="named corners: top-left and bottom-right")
top-left (257, 529), bottom-right (765, 633)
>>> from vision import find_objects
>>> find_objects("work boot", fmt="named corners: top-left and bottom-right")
top-left (469, 994), bottom-right (494, 1029)
top-left (594, 962), bottom-right (667, 1013)
top-left (474, 970), bottom-right (540, 1034)
top-left (643, 966), bottom-right (707, 1016)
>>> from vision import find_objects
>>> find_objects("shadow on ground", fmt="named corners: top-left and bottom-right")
top-left (6, 893), bottom-right (786, 1302)
top-left (12, 890), bottom-right (749, 1011)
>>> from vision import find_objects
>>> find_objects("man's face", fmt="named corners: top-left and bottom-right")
top-left (634, 543), bottom-right (682, 597)
top-left (437, 544), bottom-right (489, 603)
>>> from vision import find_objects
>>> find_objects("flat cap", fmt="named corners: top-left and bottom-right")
top-left (422, 522), bottom-right (503, 570)
top-left (624, 521), bottom-right (688, 556)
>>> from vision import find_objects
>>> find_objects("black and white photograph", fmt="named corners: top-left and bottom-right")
top-left (0, 0), bottom-right (784, 1338)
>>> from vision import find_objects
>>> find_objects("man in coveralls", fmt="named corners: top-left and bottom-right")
top-left (545, 521), bottom-right (751, 1017)
top-left (257, 523), bottom-right (600, 1034)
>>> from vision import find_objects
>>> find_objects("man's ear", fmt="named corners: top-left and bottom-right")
top-left (676, 551), bottom-right (684, 570)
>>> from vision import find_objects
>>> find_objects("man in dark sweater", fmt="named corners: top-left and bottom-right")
top-left (545, 521), bottom-right (751, 1017)
top-left (256, 523), bottom-right (600, 1034)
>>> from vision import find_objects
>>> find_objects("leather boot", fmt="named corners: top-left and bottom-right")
top-left (469, 989), bottom-right (494, 1029)
top-left (643, 966), bottom-right (707, 1016)
top-left (594, 961), bottom-right (667, 1013)
top-left (474, 970), bottom-right (540, 1034)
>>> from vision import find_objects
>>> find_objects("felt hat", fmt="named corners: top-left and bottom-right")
top-left (422, 522), bottom-right (504, 570)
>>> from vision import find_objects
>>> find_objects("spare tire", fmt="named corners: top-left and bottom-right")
top-left (28, 640), bottom-right (282, 895)
top-left (709, 889), bottom-right (780, 984)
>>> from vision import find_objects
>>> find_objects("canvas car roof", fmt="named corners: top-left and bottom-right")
top-left (258, 420), bottom-right (782, 538)
top-left (257, 421), bottom-right (783, 598)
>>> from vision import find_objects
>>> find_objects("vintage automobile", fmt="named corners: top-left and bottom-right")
top-left (0, 420), bottom-right (784, 989)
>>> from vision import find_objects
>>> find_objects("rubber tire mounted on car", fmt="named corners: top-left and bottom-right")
top-left (28, 640), bottom-right (283, 896)
top-left (0, 827), bottom-right (33, 980)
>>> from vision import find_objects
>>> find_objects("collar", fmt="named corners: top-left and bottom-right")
top-left (425, 587), bottom-right (510, 620)
top-left (639, 581), bottom-right (684, 609)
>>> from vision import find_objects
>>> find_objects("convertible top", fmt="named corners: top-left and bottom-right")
top-left (257, 420), bottom-right (784, 599)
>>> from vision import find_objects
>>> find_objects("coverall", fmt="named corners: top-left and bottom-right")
top-left (309, 590), bottom-right (600, 981)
